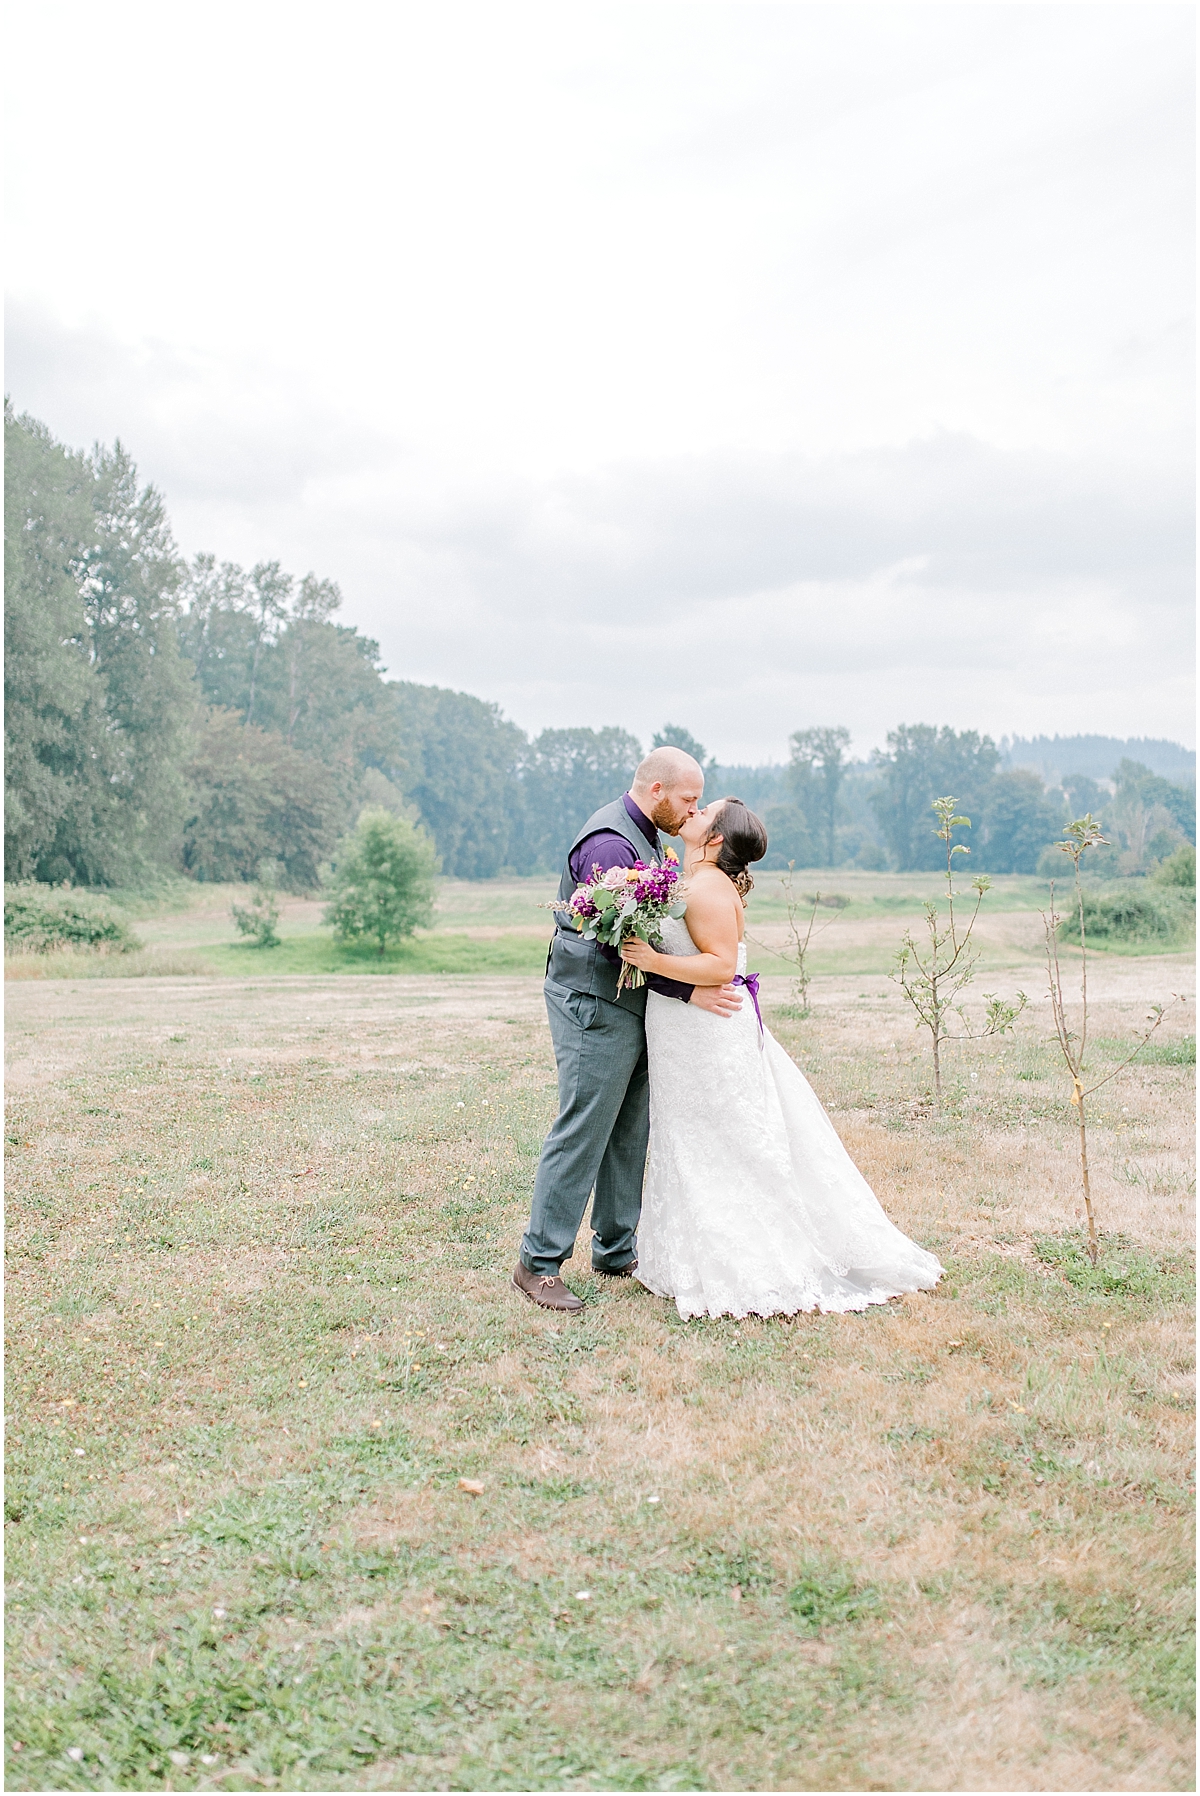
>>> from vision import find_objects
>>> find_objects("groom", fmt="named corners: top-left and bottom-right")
top-left (512, 746), bottom-right (743, 1312)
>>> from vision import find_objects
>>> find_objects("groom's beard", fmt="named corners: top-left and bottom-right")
top-left (650, 800), bottom-right (691, 836)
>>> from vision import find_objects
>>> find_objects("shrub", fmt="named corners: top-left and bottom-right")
top-left (3, 884), bottom-right (141, 954)
top-left (230, 860), bottom-right (282, 948)
top-left (1059, 892), bottom-right (1175, 944)
top-left (323, 808), bottom-right (439, 954)
top-left (1152, 844), bottom-right (1196, 892)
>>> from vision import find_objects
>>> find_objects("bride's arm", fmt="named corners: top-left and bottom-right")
top-left (620, 882), bottom-right (740, 986)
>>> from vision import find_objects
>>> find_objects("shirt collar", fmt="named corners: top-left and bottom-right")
top-left (623, 792), bottom-right (660, 850)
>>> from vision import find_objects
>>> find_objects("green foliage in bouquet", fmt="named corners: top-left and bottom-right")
top-left (557, 860), bottom-right (687, 990)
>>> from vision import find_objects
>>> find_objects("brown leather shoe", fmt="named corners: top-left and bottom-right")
top-left (593, 1259), bottom-right (638, 1278)
top-left (512, 1263), bottom-right (584, 1312)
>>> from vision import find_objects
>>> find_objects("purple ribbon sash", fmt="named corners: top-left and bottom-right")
top-left (733, 972), bottom-right (763, 1042)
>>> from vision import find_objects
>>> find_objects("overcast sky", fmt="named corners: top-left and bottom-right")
top-left (6, 2), bottom-right (1194, 762)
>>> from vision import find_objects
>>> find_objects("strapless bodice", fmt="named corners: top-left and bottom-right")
top-left (657, 912), bottom-right (747, 974)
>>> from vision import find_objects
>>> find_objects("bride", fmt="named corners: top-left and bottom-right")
top-left (619, 797), bottom-right (943, 1321)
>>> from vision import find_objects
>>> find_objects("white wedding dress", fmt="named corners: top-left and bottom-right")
top-left (638, 916), bottom-right (944, 1320)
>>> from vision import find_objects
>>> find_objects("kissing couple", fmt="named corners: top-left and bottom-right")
top-left (513, 746), bottom-right (943, 1319)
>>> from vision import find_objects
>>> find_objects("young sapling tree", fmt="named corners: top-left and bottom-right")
top-left (892, 797), bottom-right (1026, 1102)
top-left (231, 859), bottom-right (282, 948)
top-left (1041, 815), bottom-right (1183, 1266)
top-left (747, 864), bottom-right (844, 1015)
top-left (323, 807), bottom-right (439, 955)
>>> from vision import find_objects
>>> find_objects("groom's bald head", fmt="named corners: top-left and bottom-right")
top-left (634, 746), bottom-right (703, 791)
top-left (630, 747), bottom-right (705, 836)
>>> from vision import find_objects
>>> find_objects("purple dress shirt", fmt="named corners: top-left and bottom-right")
top-left (570, 794), bottom-right (694, 1004)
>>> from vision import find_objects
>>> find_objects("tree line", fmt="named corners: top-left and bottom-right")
top-left (6, 405), bottom-right (1194, 890)
top-left (747, 728), bottom-right (1194, 878)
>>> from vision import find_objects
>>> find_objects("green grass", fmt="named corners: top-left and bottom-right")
top-left (6, 1482), bottom-right (898, 1791)
top-left (1135, 1034), bottom-right (1196, 1066)
top-left (1082, 937), bottom-right (1197, 960)
top-left (5, 967), bottom-right (1195, 1790)
top-left (10, 867), bottom-right (1193, 984)
top-left (1031, 1232), bottom-right (1194, 1303)
top-left (787, 1568), bottom-right (882, 1632)
top-left (743, 870), bottom-right (1059, 924)
top-left (191, 932), bottom-right (551, 978)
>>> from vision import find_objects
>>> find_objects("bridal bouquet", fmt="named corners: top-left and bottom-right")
top-left (554, 860), bottom-right (687, 992)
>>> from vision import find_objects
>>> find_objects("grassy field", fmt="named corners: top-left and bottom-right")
top-left (4, 882), bottom-right (558, 983)
top-left (4, 939), bottom-right (1194, 1791)
top-left (9, 868), bottom-right (1188, 988)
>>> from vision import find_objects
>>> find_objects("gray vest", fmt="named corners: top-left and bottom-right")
top-left (547, 797), bottom-right (664, 1012)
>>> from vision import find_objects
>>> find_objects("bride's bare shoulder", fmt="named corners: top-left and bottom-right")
top-left (684, 869), bottom-right (741, 915)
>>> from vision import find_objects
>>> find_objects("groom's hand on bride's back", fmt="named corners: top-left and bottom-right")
top-left (689, 983), bottom-right (743, 1018)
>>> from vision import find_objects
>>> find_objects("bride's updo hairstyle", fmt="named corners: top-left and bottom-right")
top-left (704, 797), bottom-right (768, 897)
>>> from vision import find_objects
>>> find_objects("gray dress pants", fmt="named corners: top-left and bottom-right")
top-left (520, 978), bottom-right (648, 1275)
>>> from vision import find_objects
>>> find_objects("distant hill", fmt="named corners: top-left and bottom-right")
top-left (999, 735), bottom-right (1196, 785)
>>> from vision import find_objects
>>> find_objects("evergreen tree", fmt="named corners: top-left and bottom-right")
top-left (978, 770), bottom-right (1065, 873)
top-left (261, 618), bottom-right (400, 787)
top-left (177, 554), bottom-right (253, 710)
top-left (4, 406), bottom-right (115, 881)
top-left (242, 561), bottom-right (292, 725)
top-left (180, 557), bottom-right (402, 808)
top-left (1061, 773), bottom-right (1107, 820)
top-left (79, 441), bottom-right (195, 875)
top-left (651, 724), bottom-right (714, 775)
top-left (759, 802), bottom-right (815, 869)
top-left (5, 409), bottom-right (193, 885)
top-left (871, 725), bottom-right (1000, 871)
top-left (520, 727), bottom-right (643, 871)
top-left (1113, 760), bottom-right (1195, 844)
top-left (281, 574), bottom-right (343, 743)
top-left (789, 726), bottom-right (852, 866)
top-left (388, 683), bottom-right (525, 878)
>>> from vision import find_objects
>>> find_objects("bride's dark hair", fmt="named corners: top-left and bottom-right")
top-left (704, 797), bottom-right (768, 896)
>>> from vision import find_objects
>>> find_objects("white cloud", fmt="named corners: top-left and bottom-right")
top-left (4, 1), bottom-right (1193, 761)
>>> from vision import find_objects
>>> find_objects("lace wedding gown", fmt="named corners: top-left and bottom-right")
top-left (638, 916), bottom-right (943, 1320)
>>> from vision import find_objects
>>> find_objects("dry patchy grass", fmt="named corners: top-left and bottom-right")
top-left (4, 961), bottom-right (1194, 1792)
